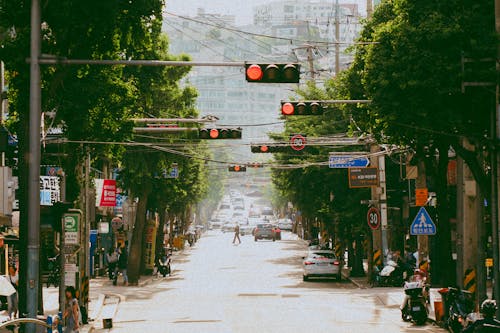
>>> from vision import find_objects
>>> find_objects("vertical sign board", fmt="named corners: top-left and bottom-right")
top-left (348, 167), bottom-right (379, 188)
top-left (40, 176), bottom-right (61, 206)
top-left (95, 179), bottom-right (117, 207)
top-left (415, 188), bottom-right (428, 206)
top-left (64, 213), bottom-right (80, 245)
top-left (63, 213), bottom-right (80, 288)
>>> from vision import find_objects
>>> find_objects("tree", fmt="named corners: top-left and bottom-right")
top-left (342, 0), bottom-right (496, 285)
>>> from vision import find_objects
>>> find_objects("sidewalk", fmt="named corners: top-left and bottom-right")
top-left (342, 269), bottom-right (443, 323)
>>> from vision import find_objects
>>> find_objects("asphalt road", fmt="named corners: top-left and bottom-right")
top-left (100, 231), bottom-right (446, 333)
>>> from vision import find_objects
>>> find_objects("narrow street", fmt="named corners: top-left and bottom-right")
top-left (94, 232), bottom-right (446, 333)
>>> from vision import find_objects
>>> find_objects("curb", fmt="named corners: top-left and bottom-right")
top-left (343, 273), bottom-right (369, 289)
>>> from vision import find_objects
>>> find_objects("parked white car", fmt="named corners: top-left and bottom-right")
top-left (303, 250), bottom-right (342, 281)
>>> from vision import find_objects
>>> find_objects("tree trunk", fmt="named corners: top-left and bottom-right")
top-left (434, 144), bottom-right (454, 286)
top-left (127, 188), bottom-right (151, 285)
top-left (156, 208), bottom-right (167, 254)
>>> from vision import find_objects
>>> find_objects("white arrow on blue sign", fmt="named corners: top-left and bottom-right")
top-left (410, 207), bottom-right (437, 235)
top-left (329, 155), bottom-right (370, 168)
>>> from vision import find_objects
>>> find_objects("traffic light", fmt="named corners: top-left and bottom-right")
top-left (281, 101), bottom-right (324, 116)
top-left (199, 128), bottom-right (242, 139)
top-left (245, 63), bottom-right (300, 83)
top-left (251, 145), bottom-right (288, 153)
top-left (228, 165), bottom-right (247, 172)
top-left (247, 163), bottom-right (264, 168)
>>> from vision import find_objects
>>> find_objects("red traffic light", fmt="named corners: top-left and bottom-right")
top-left (261, 145), bottom-right (269, 152)
top-left (245, 63), bottom-right (300, 83)
top-left (246, 64), bottom-right (264, 81)
top-left (210, 129), bottom-right (219, 139)
top-left (281, 102), bottom-right (295, 115)
top-left (199, 128), bottom-right (243, 140)
top-left (228, 165), bottom-right (247, 172)
top-left (280, 101), bottom-right (324, 116)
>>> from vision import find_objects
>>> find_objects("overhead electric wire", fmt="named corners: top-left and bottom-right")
top-left (164, 11), bottom-right (377, 46)
top-left (163, 20), bottom-right (234, 61)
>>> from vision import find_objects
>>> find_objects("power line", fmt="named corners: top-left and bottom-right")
top-left (164, 11), bottom-right (377, 46)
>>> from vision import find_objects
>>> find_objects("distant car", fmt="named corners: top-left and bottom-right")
top-left (234, 205), bottom-right (245, 211)
top-left (209, 220), bottom-right (223, 229)
top-left (253, 223), bottom-right (275, 241)
top-left (277, 219), bottom-right (293, 231)
top-left (303, 250), bottom-right (342, 281)
top-left (222, 223), bottom-right (236, 233)
top-left (220, 204), bottom-right (231, 210)
top-left (240, 225), bottom-right (254, 236)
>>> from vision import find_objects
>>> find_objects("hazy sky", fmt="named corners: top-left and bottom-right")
top-left (165, 0), bottom-right (367, 26)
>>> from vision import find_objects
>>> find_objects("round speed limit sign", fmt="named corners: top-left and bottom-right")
top-left (367, 207), bottom-right (381, 230)
top-left (290, 134), bottom-right (306, 151)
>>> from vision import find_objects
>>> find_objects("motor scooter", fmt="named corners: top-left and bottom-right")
top-left (156, 251), bottom-right (172, 277)
top-left (401, 272), bottom-right (429, 325)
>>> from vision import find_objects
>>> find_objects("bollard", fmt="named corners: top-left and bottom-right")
top-left (46, 316), bottom-right (53, 333)
top-left (57, 311), bottom-right (63, 333)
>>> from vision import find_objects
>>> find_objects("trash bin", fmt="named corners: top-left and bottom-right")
top-left (434, 300), bottom-right (444, 323)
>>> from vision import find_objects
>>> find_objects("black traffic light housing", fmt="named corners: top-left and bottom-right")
top-left (245, 63), bottom-right (300, 83)
top-left (281, 101), bottom-right (324, 116)
top-left (199, 128), bottom-right (242, 139)
top-left (251, 145), bottom-right (288, 153)
top-left (228, 165), bottom-right (247, 172)
top-left (247, 163), bottom-right (264, 168)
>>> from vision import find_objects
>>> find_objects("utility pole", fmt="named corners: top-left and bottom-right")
top-left (306, 45), bottom-right (315, 80)
top-left (493, 0), bottom-right (500, 315)
top-left (366, 0), bottom-right (373, 18)
top-left (335, 0), bottom-right (340, 75)
top-left (379, 154), bottom-right (389, 263)
top-left (27, 0), bottom-right (42, 331)
top-left (416, 160), bottom-right (429, 279)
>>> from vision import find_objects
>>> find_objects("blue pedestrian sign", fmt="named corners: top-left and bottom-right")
top-left (410, 207), bottom-right (437, 235)
top-left (329, 155), bottom-right (370, 168)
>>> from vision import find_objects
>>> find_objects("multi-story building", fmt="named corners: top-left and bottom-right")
top-left (163, 3), bottom-right (363, 159)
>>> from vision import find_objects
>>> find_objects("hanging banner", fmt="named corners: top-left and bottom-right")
top-left (95, 179), bottom-right (117, 207)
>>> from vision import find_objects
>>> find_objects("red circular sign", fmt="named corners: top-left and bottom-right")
top-left (367, 207), bottom-right (381, 230)
top-left (290, 134), bottom-right (306, 151)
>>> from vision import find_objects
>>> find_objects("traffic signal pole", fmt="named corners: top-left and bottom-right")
top-left (27, 0), bottom-right (42, 331)
top-left (493, 0), bottom-right (500, 314)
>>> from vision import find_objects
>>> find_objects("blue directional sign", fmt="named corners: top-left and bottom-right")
top-left (410, 207), bottom-right (437, 235)
top-left (329, 155), bottom-right (370, 168)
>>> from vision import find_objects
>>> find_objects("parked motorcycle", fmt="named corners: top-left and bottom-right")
top-left (375, 260), bottom-right (407, 287)
top-left (439, 287), bottom-right (475, 333)
top-left (401, 272), bottom-right (429, 325)
top-left (156, 251), bottom-right (172, 277)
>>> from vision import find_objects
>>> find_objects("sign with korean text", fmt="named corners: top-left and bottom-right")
top-left (95, 179), bottom-right (117, 207)
top-left (40, 176), bottom-right (61, 206)
top-left (348, 167), bottom-right (379, 188)
top-left (329, 155), bottom-right (370, 168)
top-left (415, 188), bottom-right (428, 206)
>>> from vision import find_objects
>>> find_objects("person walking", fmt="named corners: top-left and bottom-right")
top-left (63, 286), bottom-right (81, 333)
top-left (105, 247), bottom-right (119, 280)
top-left (6, 265), bottom-right (18, 320)
top-left (114, 242), bottom-right (129, 286)
top-left (233, 224), bottom-right (241, 245)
